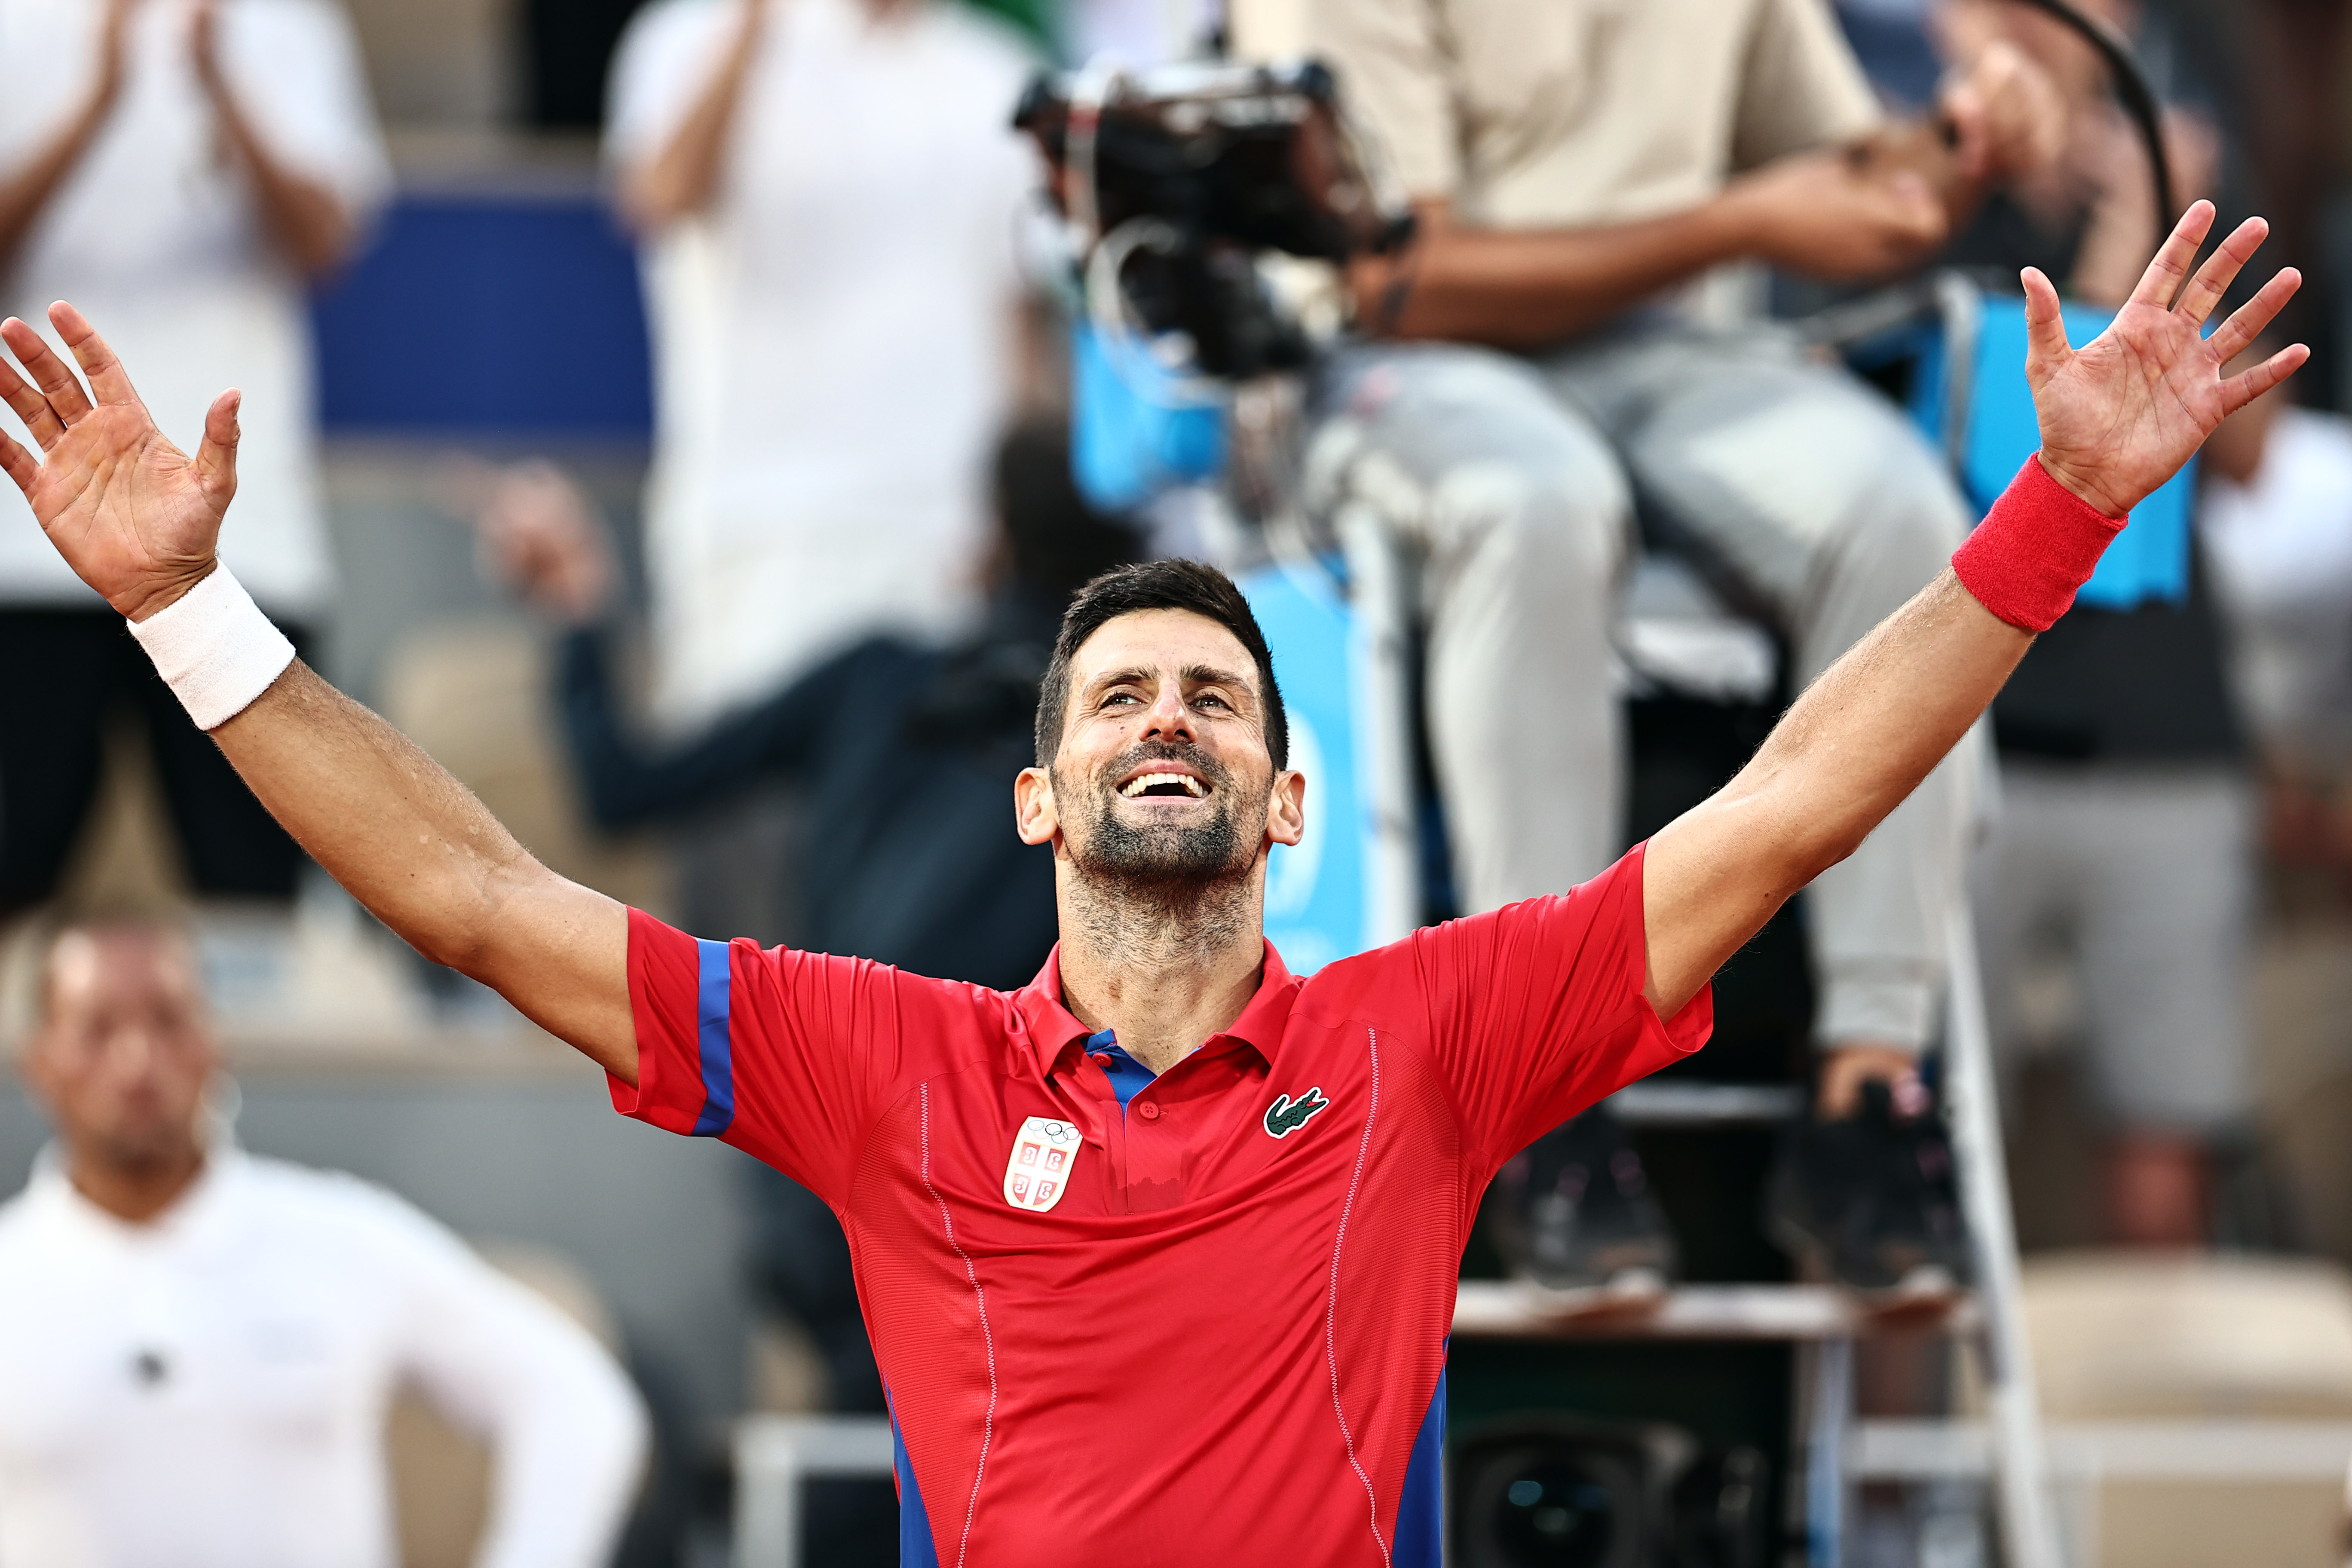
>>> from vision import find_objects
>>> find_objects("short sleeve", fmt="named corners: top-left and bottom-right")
top-left (1306, 0), bottom-right (1462, 200)
top-left (1731, 0), bottom-right (1883, 171)
top-left (612, 910), bottom-right (956, 1205)
top-left (1405, 843), bottom-right (1710, 1173)
top-left (221, 0), bottom-right (392, 220)
top-left (605, 0), bottom-right (734, 171)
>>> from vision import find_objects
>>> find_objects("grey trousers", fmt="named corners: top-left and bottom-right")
top-left (1304, 327), bottom-right (1981, 1051)
top-left (1971, 763), bottom-right (2254, 1134)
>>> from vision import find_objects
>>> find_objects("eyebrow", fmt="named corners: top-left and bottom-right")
top-left (1183, 665), bottom-right (1257, 705)
top-left (1082, 664), bottom-right (1259, 707)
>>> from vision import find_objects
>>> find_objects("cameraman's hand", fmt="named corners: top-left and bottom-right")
top-left (1724, 148), bottom-right (1948, 282)
top-left (1940, 37), bottom-right (2066, 184)
top-left (463, 459), bottom-right (617, 626)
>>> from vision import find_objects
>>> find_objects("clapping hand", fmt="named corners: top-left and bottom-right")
top-left (461, 459), bottom-right (618, 625)
top-left (2030, 199), bottom-right (2307, 517)
top-left (0, 304), bottom-right (239, 622)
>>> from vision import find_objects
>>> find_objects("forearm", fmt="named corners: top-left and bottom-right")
top-left (1365, 199), bottom-right (1755, 349)
top-left (211, 661), bottom-right (635, 1073)
top-left (559, 627), bottom-right (812, 827)
top-left (208, 88), bottom-right (352, 276)
top-left (616, 12), bottom-right (762, 233)
top-left (1644, 572), bottom-right (2029, 1014)
top-left (472, 1320), bottom-right (647, 1568)
top-left (1709, 571), bottom-right (2023, 887)
top-left (0, 96), bottom-right (111, 272)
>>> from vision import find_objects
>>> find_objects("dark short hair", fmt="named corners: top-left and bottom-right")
top-left (1034, 559), bottom-right (1288, 770)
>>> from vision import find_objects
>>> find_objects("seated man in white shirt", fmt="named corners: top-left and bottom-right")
top-left (0, 918), bottom-right (649, 1568)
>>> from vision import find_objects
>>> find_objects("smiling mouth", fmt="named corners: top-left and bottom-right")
top-left (1119, 772), bottom-right (1209, 800)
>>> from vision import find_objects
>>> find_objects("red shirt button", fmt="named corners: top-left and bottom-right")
top-left (1136, 1102), bottom-right (1162, 1121)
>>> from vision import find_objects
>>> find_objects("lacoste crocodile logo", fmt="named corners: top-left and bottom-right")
top-left (1263, 1087), bottom-right (1332, 1139)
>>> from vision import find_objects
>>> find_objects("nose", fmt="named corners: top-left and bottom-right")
top-left (106, 1023), bottom-right (160, 1081)
top-left (1141, 681), bottom-right (1195, 744)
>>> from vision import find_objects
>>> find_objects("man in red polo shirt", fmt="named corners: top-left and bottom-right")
top-left (0, 202), bottom-right (2303, 1566)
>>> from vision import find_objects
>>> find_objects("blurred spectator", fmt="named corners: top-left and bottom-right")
top-left (0, 917), bottom-right (647, 1567)
top-left (2204, 343), bottom-right (2352, 883)
top-left (1839, 0), bottom-right (2260, 1245)
top-left (0, 0), bottom-right (389, 915)
top-left (1274, 0), bottom-right (2059, 1291)
top-left (475, 420), bottom-right (1140, 989)
top-left (605, 0), bottom-right (1039, 732)
top-left (474, 418), bottom-right (1138, 1565)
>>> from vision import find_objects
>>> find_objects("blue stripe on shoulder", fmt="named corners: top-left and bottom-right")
top-left (1394, 1361), bottom-right (1447, 1568)
top-left (689, 937), bottom-right (735, 1136)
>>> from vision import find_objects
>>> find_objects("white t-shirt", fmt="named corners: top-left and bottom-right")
top-left (607, 0), bottom-right (1039, 725)
top-left (0, 1148), bottom-right (646, 1568)
top-left (0, 0), bottom-right (390, 619)
top-left (2201, 406), bottom-right (2352, 763)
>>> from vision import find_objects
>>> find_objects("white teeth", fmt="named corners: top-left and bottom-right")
top-left (1120, 772), bottom-right (1207, 799)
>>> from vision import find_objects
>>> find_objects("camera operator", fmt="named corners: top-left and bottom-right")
top-left (1256, 0), bottom-right (2065, 1290)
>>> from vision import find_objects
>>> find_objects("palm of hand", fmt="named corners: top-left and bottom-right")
top-left (2032, 303), bottom-right (2226, 517)
top-left (2024, 203), bottom-right (2304, 519)
top-left (0, 307), bottom-right (239, 622)
top-left (31, 405), bottom-right (226, 613)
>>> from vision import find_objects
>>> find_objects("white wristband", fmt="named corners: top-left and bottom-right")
top-left (126, 565), bottom-right (297, 731)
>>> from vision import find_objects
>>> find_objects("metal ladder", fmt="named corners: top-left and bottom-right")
top-left (1320, 487), bottom-right (2064, 1567)
top-left (1447, 917), bottom-right (2061, 1568)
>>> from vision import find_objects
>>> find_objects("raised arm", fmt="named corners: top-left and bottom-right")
top-left (1641, 201), bottom-right (2307, 1015)
top-left (0, 305), bottom-right (638, 1081)
top-left (0, 0), bottom-right (131, 273)
top-left (614, 0), bottom-right (765, 234)
top-left (190, 0), bottom-right (359, 278)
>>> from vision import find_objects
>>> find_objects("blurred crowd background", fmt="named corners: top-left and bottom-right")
top-left (6, 0), bottom-right (2352, 1565)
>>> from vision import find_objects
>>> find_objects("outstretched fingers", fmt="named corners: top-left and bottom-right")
top-left (0, 316), bottom-right (92, 429)
top-left (2207, 266), bottom-right (2304, 364)
top-left (2221, 342), bottom-right (2310, 417)
top-left (2172, 216), bottom-right (2269, 326)
top-left (2128, 199), bottom-right (2217, 311)
top-left (0, 338), bottom-right (66, 452)
top-left (0, 426), bottom-right (36, 499)
top-left (48, 303), bottom-right (143, 409)
top-left (2020, 265), bottom-right (2070, 382)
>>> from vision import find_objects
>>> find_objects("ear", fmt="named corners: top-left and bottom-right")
top-left (1265, 768), bottom-right (1306, 848)
top-left (17, 1031), bottom-right (58, 1110)
top-left (1014, 766), bottom-right (1061, 847)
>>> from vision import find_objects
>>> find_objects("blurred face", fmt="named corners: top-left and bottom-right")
top-left (1016, 609), bottom-right (1304, 891)
top-left (24, 929), bottom-right (214, 1176)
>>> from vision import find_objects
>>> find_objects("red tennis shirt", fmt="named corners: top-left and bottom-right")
top-left (611, 843), bottom-right (1709, 1568)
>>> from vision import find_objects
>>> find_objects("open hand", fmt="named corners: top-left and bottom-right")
top-left (2029, 200), bottom-right (2307, 518)
top-left (0, 305), bottom-right (240, 622)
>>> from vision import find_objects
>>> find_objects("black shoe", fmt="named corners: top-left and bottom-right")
top-left (1491, 1106), bottom-right (1679, 1295)
top-left (1768, 1079), bottom-right (1969, 1294)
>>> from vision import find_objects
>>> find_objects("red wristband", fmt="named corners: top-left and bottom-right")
top-left (1949, 456), bottom-right (2127, 633)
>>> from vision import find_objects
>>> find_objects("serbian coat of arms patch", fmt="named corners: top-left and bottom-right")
top-left (1002, 1116), bottom-right (1084, 1213)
